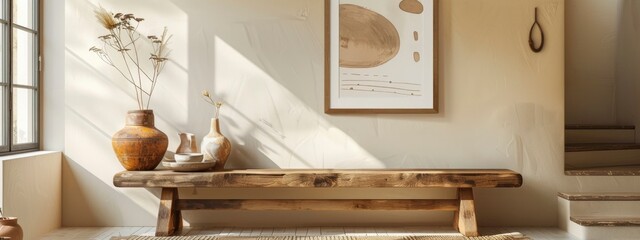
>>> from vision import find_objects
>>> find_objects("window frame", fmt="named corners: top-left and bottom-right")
top-left (0, 0), bottom-right (40, 155)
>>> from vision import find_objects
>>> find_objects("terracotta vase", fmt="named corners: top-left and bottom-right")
top-left (201, 118), bottom-right (231, 170)
top-left (112, 110), bottom-right (169, 171)
top-left (0, 217), bottom-right (23, 240)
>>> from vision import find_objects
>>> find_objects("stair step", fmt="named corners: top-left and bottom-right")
top-left (565, 165), bottom-right (640, 176)
top-left (570, 216), bottom-right (640, 227)
top-left (565, 128), bottom-right (635, 144)
top-left (558, 192), bottom-right (640, 201)
top-left (565, 149), bottom-right (640, 169)
top-left (566, 143), bottom-right (640, 152)
top-left (559, 195), bottom-right (640, 218)
top-left (559, 194), bottom-right (640, 239)
top-left (566, 125), bottom-right (635, 130)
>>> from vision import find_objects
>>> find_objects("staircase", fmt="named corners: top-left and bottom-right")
top-left (565, 125), bottom-right (640, 175)
top-left (558, 192), bottom-right (640, 240)
top-left (560, 125), bottom-right (640, 239)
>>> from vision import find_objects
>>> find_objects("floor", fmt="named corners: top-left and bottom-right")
top-left (42, 227), bottom-right (579, 240)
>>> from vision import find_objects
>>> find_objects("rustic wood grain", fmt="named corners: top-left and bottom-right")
top-left (113, 169), bottom-right (523, 188)
top-left (156, 188), bottom-right (182, 236)
top-left (114, 169), bottom-right (523, 237)
top-left (456, 188), bottom-right (478, 237)
top-left (558, 192), bottom-right (640, 201)
top-left (177, 199), bottom-right (459, 211)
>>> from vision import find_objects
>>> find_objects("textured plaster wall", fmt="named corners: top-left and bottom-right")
top-left (565, 0), bottom-right (622, 125)
top-left (615, 0), bottom-right (640, 135)
top-left (42, 0), bottom-right (65, 151)
top-left (60, 0), bottom-right (640, 228)
top-left (0, 152), bottom-right (62, 239)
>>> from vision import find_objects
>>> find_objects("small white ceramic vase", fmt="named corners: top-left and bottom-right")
top-left (201, 118), bottom-right (231, 170)
top-left (176, 133), bottom-right (198, 154)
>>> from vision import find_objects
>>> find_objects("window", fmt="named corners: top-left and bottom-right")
top-left (0, 0), bottom-right (39, 154)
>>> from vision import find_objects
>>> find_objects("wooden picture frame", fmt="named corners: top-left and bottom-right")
top-left (324, 0), bottom-right (439, 114)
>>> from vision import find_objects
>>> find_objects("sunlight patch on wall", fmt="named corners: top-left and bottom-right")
top-left (213, 35), bottom-right (384, 169)
top-left (64, 0), bottom-right (189, 226)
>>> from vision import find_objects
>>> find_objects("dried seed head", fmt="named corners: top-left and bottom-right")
top-left (94, 7), bottom-right (118, 30)
top-left (202, 90), bottom-right (210, 98)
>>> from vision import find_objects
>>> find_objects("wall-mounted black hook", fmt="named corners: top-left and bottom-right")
top-left (529, 7), bottom-right (545, 53)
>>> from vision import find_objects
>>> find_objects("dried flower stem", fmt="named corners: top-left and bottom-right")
top-left (146, 28), bottom-right (171, 109)
top-left (115, 28), bottom-right (143, 109)
top-left (90, 7), bottom-right (171, 110)
top-left (201, 90), bottom-right (223, 118)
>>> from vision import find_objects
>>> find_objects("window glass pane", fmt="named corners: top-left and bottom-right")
top-left (12, 0), bottom-right (33, 29)
top-left (0, 86), bottom-right (4, 147)
top-left (12, 28), bottom-right (34, 86)
top-left (0, 0), bottom-right (5, 20)
top-left (12, 87), bottom-right (34, 144)
top-left (0, 24), bottom-right (4, 83)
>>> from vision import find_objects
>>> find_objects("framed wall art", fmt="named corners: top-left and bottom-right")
top-left (324, 0), bottom-right (439, 114)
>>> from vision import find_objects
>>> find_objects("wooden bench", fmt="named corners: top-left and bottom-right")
top-left (113, 169), bottom-right (522, 237)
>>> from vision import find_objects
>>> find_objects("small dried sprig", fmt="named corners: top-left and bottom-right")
top-left (201, 90), bottom-right (223, 119)
top-left (90, 6), bottom-right (172, 110)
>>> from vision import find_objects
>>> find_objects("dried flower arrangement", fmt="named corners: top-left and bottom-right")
top-left (90, 7), bottom-right (172, 110)
top-left (202, 90), bottom-right (223, 118)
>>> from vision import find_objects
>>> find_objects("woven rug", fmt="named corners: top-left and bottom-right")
top-left (111, 234), bottom-right (529, 240)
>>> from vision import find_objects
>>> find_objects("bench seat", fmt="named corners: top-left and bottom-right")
top-left (113, 169), bottom-right (522, 237)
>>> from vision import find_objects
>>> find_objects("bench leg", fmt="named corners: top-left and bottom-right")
top-left (454, 188), bottom-right (478, 237)
top-left (156, 188), bottom-right (182, 236)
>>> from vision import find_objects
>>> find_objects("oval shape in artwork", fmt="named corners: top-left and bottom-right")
top-left (399, 0), bottom-right (424, 14)
top-left (339, 4), bottom-right (400, 68)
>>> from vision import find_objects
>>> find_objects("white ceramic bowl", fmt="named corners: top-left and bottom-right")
top-left (174, 153), bottom-right (204, 163)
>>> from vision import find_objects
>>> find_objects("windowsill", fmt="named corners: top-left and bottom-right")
top-left (0, 150), bottom-right (61, 161)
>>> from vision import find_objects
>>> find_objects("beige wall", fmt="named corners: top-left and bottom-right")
top-left (615, 0), bottom-right (640, 134)
top-left (0, 152), bottom-right (62, 240)
top-left (565, 0), bottom-right (622, 125)
top-left (59, 0), bottom-right (640, 228)
top-left (41, 0), bottom-right (66, 151)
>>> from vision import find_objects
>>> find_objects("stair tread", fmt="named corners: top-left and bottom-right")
top-left (566, 124), bottom-right (635, 130)
top-left (565, 165), bottom-right (640, 176)
top-left (565, 143), bottom-right (640, 152)
top-left (571, 216), bottom-right (640, 226)
top-left (559, 192), bottom-right (640, 201)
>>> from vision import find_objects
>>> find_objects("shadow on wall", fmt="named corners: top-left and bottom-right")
top-left (64, 0), bottom-right (567, 228)
top-left (80, 0), bottom-right (387, 168)
top-left (615, 0), bottom-right (640, 131)
top-left (65, 0), bottom-right (389, 227)
top-left (62, 156), bottom-right (157, 226)
top-left (166, 0), bottom-right (386, 169)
